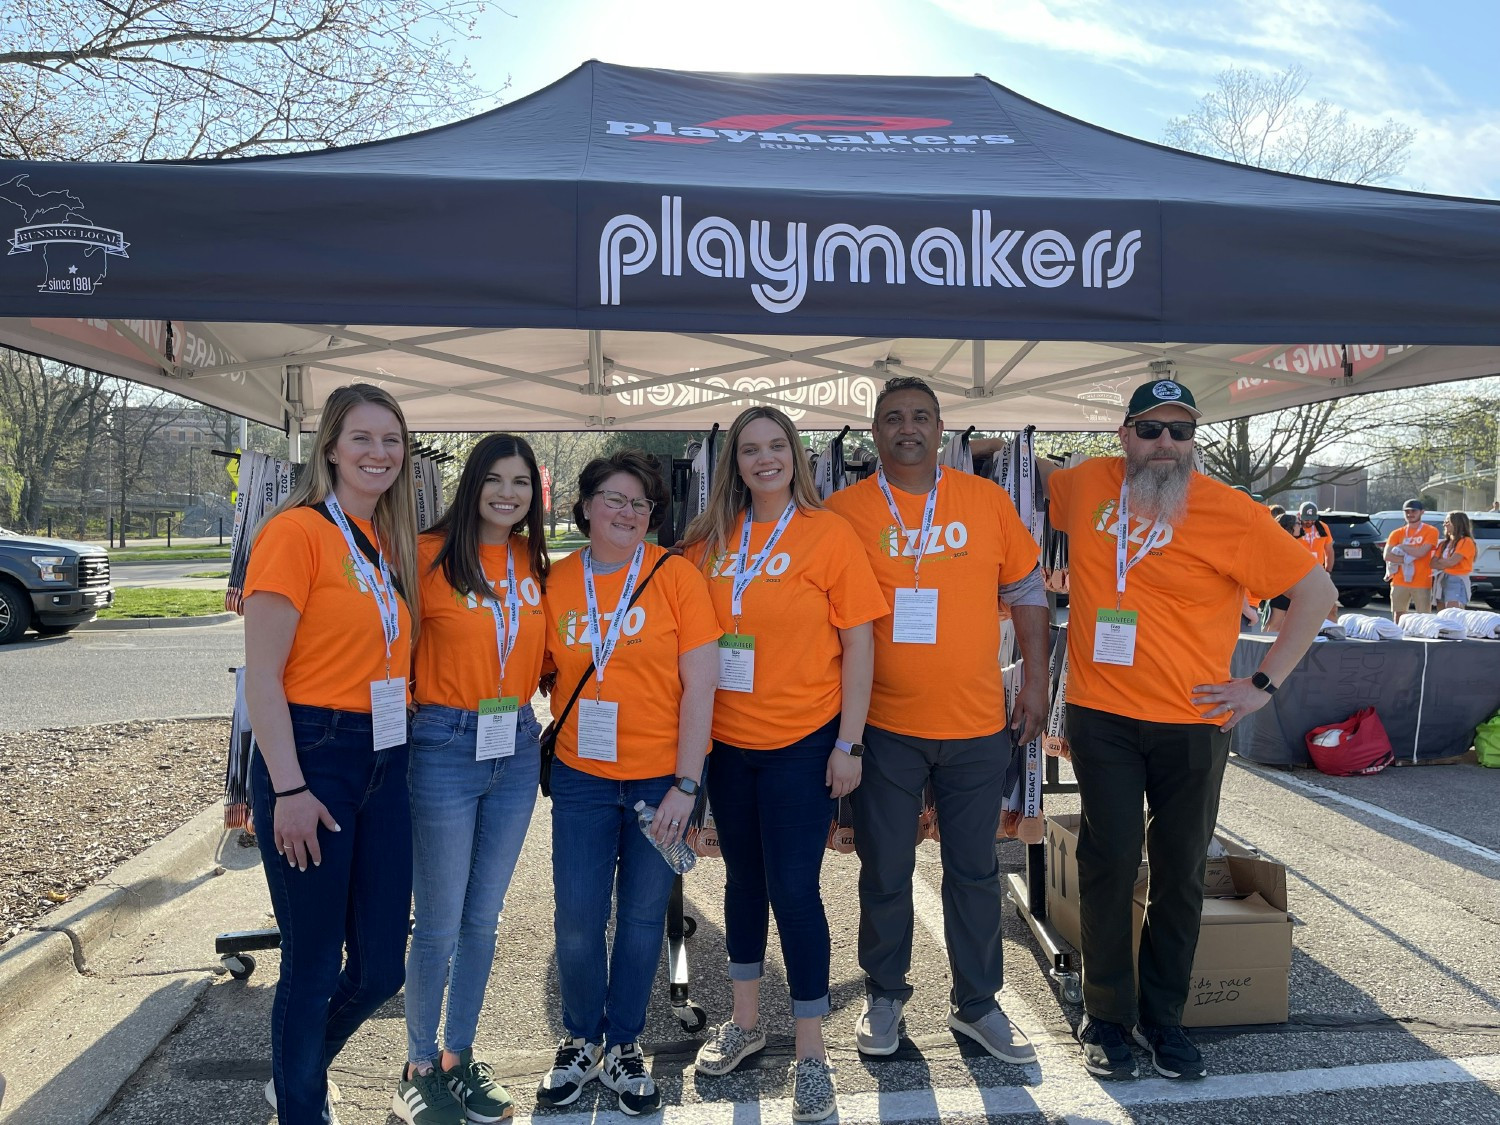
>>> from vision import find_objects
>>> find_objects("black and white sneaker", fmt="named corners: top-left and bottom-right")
top-left (535, 1037), bottom-right (602, 1108)
top-left (601, 1042), bottom-right (661, 1116)
top-left (1133, 1022), bottom-right (1207, 1080)
top-left (1074, 1013), bottom-right (1138, 1080)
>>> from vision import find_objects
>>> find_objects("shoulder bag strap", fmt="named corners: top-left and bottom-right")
top-left (312, 501), bottom-right (408, 601)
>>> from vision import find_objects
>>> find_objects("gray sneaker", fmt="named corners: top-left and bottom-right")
top-left (855, 996), bottom-right (904, 1055)
top-left (789, 1057), bottom-right (838, 1122)
top-left (948, 1008), bottom-right (1037, 1064)
top-left (694, 1021), bottom-right (767, 1076)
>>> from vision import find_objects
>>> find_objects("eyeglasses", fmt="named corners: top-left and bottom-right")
top-left (594, 489), bottom-right (656, 516)
top-left (1127, 419), bottom-right (1198, 441)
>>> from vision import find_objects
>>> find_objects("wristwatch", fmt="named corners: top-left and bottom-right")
top-left (1250, 671), bottom-right (1278, 695)
top-left (673, 776), bottom-right (701, 797)
top-left (834, 739), bottom-right (866, 758)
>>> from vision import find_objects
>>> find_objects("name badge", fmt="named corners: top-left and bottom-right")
top-left (576, 698), bottom-right (619, 762)
top-left (718, 634), bottom-right (755, 693)
top-left (892, 588), bottom-right (939, 645)
top-left (369, 677), bottom-right (408, 751)
top-left (476, 696), bottom-right (519, 761)
top-left (1093, 609), bottom-right (1139, 666)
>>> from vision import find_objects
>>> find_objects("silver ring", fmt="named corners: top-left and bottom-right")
top-left (669, 819), bottom-right (681, 827)
top-left (283, 844), bottom-right (295, 852)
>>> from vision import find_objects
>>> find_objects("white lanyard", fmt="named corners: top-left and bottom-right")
top-left (731, 502), bottom-right (796, 623)
top-left (324, 493), bottom-right (401, 674)
top-left (877, 465), bottom-right (942, 588)
top-left (581, 542), bottom-right (645, 689)
top-left (1114, 480), bottom-right (1171, 609)
top-left (483, 542), bottom-right (521, 692)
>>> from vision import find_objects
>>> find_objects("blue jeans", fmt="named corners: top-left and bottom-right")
top-left (549, 758), bottom-right (678, 1047)
top-left (251, 705), bottom-right (412, 1125)
top-left (707, 718), bottom-right (838, 1018)
top-left (405, 702), bottom-right (541, 1062)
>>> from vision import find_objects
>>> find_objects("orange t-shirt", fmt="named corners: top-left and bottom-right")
top-left (1386, 523), bottom-right (1440, 588)
top-left (684, 507), bottom-right (889, 749)
top-left (1299, 521), bottom-right (1332, 565)
top-left (1438, 536), bottom-right (1476, 577)
top-left (414, 533), bottom-right (548, 710)
top-left (826, 470), bottom-right (1039, 739)
top-left (543, 543), bottom-right (722, 780)
top-left (1050, 458), bottom-right (1316, 726)
top-left (245, 506), bottom-right (413, 713)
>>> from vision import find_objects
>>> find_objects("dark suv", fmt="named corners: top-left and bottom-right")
top-left (1314, 512), bottom-right (1387, 609)
top-left (0, 526), bottom-right (113, 643)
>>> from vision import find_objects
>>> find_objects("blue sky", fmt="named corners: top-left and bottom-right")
top-left (466, 0), bottom-right (1500, 199)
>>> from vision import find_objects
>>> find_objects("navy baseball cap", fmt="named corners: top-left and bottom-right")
top-left (1402, 498), bottom-right (1425, 511)
top-left (1125, 379), bottom-right (1202, 420)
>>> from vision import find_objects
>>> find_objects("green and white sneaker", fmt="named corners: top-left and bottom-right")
top-left (442, 1048), bottom-right (515, 1122)
top-left (392, 1064), bottom-right (466, 1125)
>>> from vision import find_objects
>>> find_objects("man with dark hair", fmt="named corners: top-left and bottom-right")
top-left (1047, 379), bottom-right (1333, 1081)
top-left (827, 377), bottom-right (1049, 1065)
top-left (1385, 498), bottom-right (1437, 622)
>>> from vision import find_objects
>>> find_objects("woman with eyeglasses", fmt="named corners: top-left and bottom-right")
top-left (1431, 511), bottom-right (1476, 609)
top-left (535, 449), bottom-right (721, 1118)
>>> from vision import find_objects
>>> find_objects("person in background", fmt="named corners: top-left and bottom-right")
top-left (244, 383), bottom-right (420, 1125)
top-left (1261, 513), bottom-right (1302, 634)
top-left (1296, 503), bottom-right (1334, 574)
top-left (1385, 499), bottom-right (1438, 622)
top-left (681, 407), bottom-right (887, 1123)
top-left (536, 450), bottom-right (721, 1118)
top-left (395, 435), bottom-right (550, 1125)
top-left (827, 376), bottom-right (1049, 1068)
top-left (1431, 511), bottom-right (1476, 609)
top-left (1047, 379), bottom-right (1332, 1083)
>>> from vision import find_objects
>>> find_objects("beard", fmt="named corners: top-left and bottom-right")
top-left (1125, 446), bottom-right (1193, 524)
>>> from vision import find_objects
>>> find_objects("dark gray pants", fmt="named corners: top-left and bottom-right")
top-left (1065, 704), bottom-right (1230, 1027)
top-left (851, 725), bottom-right (1009, 1022)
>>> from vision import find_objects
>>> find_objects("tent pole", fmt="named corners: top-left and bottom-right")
top-left (285, 364), bottom-right (305, 461)
top-left (971, 340), bottom-right (986, 398)
top-left (587, 331), bottom-right (604, 394)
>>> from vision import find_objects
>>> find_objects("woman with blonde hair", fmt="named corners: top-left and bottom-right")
top-left (244, 383), bottom-right (419, 1125)
top-left (1432, 511), bottom-right (1476, 609)
top-left (681, 407), bottom-right (886, 1123)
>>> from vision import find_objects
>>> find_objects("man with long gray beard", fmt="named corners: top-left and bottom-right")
top-left (1046, 380), bottom-right (1333, 1082)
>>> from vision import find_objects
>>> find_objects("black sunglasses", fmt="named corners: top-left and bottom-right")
top-left (1127, 419), bottom-right (1198, 441)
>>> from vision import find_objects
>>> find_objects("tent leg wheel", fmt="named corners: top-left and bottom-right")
top-left (682, 915), bottom-right (697, 939)
top-left (675, 1003), bottom-right (707, 1034)
top-left (222, 953), bottom-right (257, 980)
top-left (1055, 970), bottom-right (1082, 1005)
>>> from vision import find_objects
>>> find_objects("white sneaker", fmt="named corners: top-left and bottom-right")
top-left (601, 1042), bottom-right (661, 1116)
top-left (535, 1037), bottom-right (602, 1108)
top-left (263, 1077), bottom-right (342, 1123)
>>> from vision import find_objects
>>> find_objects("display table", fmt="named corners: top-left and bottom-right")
top-left (1229, 634), bottom-right (1500, 765)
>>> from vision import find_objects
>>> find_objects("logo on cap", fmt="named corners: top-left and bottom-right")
top-left (1152, 381), bottom-right (1182, 401)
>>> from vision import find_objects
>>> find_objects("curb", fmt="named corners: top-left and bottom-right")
top-left (0, 801), bottom-right (228, 1017)
top-left (78, 613), bottom-right (239, 631)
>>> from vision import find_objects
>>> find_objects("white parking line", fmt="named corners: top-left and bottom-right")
top-left (1244, 765), bottom-right (1500, 868)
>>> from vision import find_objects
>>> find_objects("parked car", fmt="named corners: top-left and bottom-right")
top-left (1314, 512), bottom-right (1387, 609)
top-left (0, 526), bottom-right (113, 643)
top-left (1368, 510), bottom-right (1500, 609)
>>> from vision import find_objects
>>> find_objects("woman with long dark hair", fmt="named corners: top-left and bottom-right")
top-left (244, 383), bottom-right (420, 1125)
top-left (394, 434), bottom-right (550, 1125)
top-left (1432, 511), bottom-right (1476, 609)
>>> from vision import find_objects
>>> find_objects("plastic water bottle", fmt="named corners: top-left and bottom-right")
top-left (634, 800), bottom-right (697, 874)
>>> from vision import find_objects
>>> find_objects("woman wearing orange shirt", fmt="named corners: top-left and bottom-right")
top-left (535, 450), bottom-right (720, 1118)
top-left (394, 435), bottom-right (550, 1125)
top-left (681, 407), bottom-right (887, 1123)
top-left (244, 383), bottom-right (419, 1125)
top-left (1431, 511), bottom-right (1477, 609)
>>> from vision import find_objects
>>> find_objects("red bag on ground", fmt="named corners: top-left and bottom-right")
top-left (1304, 707), bottom-right (1395, 776)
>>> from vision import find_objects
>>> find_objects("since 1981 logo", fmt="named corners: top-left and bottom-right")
top-left (1, 174), bottom-right (130, 295)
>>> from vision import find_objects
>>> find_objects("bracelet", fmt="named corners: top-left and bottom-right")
top-left (274, 783), bottom-right (310, 799)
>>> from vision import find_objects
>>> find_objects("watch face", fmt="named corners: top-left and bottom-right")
top-left (849, 743), bottom-right (866, 758)
top-left (676, 777), bottom-right (700, 794)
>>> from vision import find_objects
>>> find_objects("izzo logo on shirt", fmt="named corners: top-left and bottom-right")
top-left (555, 606), bottom-right (647, 647)
top-left (879, 521), bottom-right (968, 563)
top-left (341, 554), bottom-right (372, 594)
top-left (1090, 500), bottom-right (1175, 550)
top-left (707, 549), bottom-right (792, 580)
top-left (454, 576), bottom-right (543, 611)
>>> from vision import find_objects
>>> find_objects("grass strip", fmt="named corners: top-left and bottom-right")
top-left (110, 548), bottom-right (232, 562)
top-left (97, 588), bottom-right (229, 619)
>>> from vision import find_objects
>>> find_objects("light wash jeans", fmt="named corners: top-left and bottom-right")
top-left (404, 702), bottom-right (541, 1063)
top-left (548, 757), bottom-right (678, 1047)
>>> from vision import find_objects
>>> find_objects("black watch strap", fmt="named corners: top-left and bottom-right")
top-left (1251, 671), bottom-right (1278, 695)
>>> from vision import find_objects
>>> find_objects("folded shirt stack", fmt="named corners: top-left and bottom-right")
top-left (1435, 607), bottom-right (1500, 639)
top-left (1397, 613), bottom-right (1467, 640)
top-left (1338, 614), bottom-right (1403, 641)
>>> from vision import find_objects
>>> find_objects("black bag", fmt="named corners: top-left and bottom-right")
top-left (538, 551), bottom-right (674, 797)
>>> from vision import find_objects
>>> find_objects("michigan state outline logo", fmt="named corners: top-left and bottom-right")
top-left (1, 174), bottom-right (130, 295)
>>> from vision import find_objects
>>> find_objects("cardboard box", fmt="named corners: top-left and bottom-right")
top-left (1043, 813), bottom-right (1293, 1026)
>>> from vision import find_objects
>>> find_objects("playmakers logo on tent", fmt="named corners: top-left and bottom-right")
top-left (606, 113), bottom-right (1016, 152)
top-left (600, 195), bottom-right (1143, 314)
